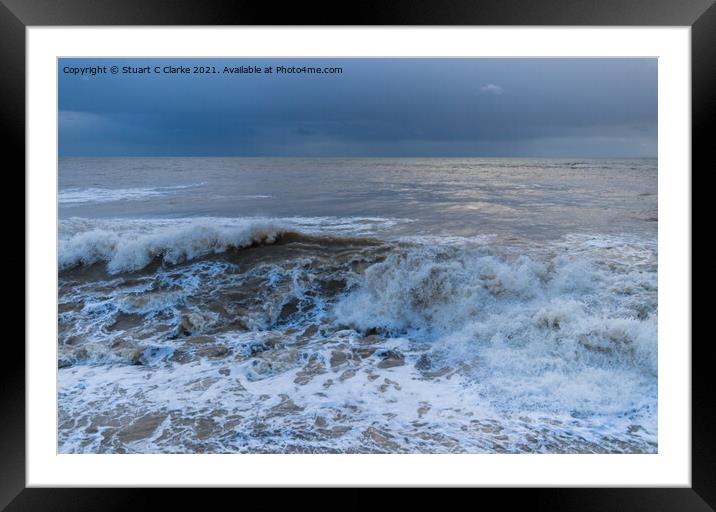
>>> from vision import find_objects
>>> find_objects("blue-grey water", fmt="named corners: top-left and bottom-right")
top-left (58, 157), bottom-right (657, 453)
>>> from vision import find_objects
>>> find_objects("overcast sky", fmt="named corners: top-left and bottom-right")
top-left (58, 58), bottom-right (657, 158)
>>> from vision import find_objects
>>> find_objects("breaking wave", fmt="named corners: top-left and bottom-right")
top-left (58, 217), bottom-right (657, 453)
top-left (59, 216), bottom-right (402, 274)
top-left (59, 220), bottom-right (289, 273)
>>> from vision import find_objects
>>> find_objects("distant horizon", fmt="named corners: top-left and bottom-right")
top-left (59, 58), bottom-right (657, 158)
top-left (59, 154), bottom-right (657, 159)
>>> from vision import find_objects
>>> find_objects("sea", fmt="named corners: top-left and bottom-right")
top-left (58, 157), bottom-right (658, 453)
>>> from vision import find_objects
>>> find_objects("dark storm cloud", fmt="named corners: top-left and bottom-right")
top-left (58, 58), bottom-right (657, 157)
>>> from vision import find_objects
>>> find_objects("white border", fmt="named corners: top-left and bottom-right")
top-left (27, 27), bottom-right (691, 487)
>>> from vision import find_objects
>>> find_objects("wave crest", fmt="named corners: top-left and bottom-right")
top-left (59, 220), bottom-right (288, 273)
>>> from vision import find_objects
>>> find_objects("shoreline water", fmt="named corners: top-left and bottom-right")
top-left (58, 157), bottom-right (657, 453)
top-left (58, 221), bottom-right (657, 453)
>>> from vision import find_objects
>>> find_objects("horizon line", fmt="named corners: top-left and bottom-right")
top-left (58, 154), bottom-right (658, 159)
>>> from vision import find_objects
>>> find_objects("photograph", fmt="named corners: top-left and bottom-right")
top-left (57, 57), bottom-right (658, 454)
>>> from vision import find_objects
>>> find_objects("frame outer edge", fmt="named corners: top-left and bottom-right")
top-left (6, 0), bottom-right (712, 508)
top-left (0, 0), bottom-right (715, 26)
top-left (0, 0), bottom-right (27, 510)
top-left (691, 1), bottom-right (716, 509)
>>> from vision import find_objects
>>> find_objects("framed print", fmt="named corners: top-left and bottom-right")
top-left (7, 0), bottom-right (713, 508)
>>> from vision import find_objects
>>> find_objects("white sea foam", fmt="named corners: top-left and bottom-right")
top-left (59, 184), bottom-right (202, 205)
top-left (332, 237), bottom-right (657, 418)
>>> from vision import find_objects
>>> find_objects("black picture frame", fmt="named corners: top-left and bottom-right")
top-left (5, 0), bottom-right (712, 508)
